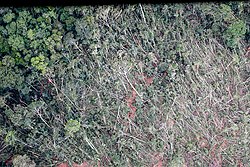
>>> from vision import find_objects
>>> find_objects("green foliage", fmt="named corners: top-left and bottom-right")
top-left (6, 22), bottom-right (17, 35)
top-left (65, 119), bottom-right (81, 137)
top-left (224, 20), bottom-right (247, 47)
top-left (169, 154), bottom-right (185, 167)
top-left (191, 3), bottom-right (249, 47)
top-left (0, 63), bottom-right (24, 90)
top-left (31, 54), bottom-right (48, 74)
top-left (1, 55), bottom-right (15, 67)
top-left (219, 4), bottom-right (236, 22)
top-left (3, 12), bottom-right (15, 23)
top-left (0, 7), bottom-right (64, 95)
top-left (7, 35), bottom-right (25, 51)
top-left (0, 34), bottom-right (10, 53)
top-left (27, 29), bottom-right (34, 40)
top-left (4, 130), bottom-right (16, 146)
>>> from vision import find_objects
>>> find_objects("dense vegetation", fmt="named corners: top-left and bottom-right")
top-left (0, 3), bottom-right (249, 167)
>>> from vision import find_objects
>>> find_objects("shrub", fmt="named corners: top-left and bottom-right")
top-left (223, 20), bottom-right (247, 48)
top-left (64, 119), bottom-right (81, 137)
top-left (12, 155), bottom-right (36, 167)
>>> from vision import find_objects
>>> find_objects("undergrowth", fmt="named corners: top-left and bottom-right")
top-left (0, 3), bottom-right (249, 167)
